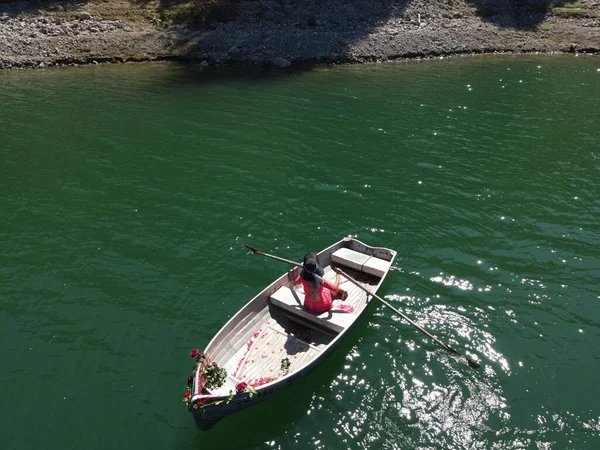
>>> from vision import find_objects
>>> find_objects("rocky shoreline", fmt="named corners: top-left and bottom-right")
top-left (1, 0), bottom-right (599, 70)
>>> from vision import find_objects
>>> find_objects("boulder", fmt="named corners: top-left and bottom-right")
top-left (270, 57), bottom-right (291, 68)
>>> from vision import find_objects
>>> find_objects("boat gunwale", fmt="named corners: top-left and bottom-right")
top-left (191, 237), bottom-right (396, 404)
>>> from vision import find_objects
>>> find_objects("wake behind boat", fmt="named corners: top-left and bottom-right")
top-left (185, 237), bottom-right (396, 430)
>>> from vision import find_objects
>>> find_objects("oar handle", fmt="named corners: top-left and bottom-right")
top-left (244, 245), bottom-right (302, 268)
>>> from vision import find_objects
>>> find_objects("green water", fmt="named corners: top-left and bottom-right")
top-left (1, 55), bottom-right (599, 449)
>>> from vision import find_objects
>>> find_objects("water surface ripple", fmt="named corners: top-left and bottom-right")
top-left (1, 56), bottom-right (599, 450)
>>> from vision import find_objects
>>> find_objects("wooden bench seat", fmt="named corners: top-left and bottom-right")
top-left (331, 248), bottom-right (391, 278)
top-left (269, 286), bottom-right (355, 333)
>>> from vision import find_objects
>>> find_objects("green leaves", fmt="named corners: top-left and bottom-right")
top-left (281, 357), bottom-right (291, 375)
top-left (202, 362), bottom-right (227, 390)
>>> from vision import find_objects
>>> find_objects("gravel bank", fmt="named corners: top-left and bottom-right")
top-left (1, 0), bottom-right (599, 69)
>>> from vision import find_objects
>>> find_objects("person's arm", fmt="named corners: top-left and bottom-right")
top-left (330, 269), bottom-right (342, 293)
top-left (323, 278), bottom-right (338, 293)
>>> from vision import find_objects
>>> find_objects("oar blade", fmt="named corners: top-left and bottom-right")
top-left (440, 347), bottom-right (481, 370)
top-left (466, 357), bottom-right (481, 369)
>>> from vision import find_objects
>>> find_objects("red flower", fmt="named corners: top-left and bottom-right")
top-left (194, 396), bottom-right (215, 408)
top-left (190, 348), bottom-right (201, 359)
top-left (187, 376), bottom-right (193, 385)
top-left (250, 377), bottom-right (272, 388)
top-left (236, 382), bottom-right (248, 392)
top-left (183, 391), bottom-right (191, 399)
top-left (210, 362), bottom-right (217, 367)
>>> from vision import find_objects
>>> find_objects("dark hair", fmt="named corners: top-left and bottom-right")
top-left (300, 252), bottom-right (324, 282)
top-left (301, 252), bottom-right (323, 300)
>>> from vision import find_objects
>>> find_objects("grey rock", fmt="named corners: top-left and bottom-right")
top-left (79, 12), bottom-right (91, 21)
top-left (270, 57), bottom-right (291, 68)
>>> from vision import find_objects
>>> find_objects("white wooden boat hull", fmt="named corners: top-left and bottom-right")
top-left (189, 237), bottom-right (396, 430)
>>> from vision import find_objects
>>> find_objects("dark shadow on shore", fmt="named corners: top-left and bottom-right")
top-left (138, 0), bottom-right (590, 79)
top-left (144, 0), bottom-right (418, 83)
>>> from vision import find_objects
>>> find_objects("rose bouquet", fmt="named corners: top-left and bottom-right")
top-left (183, 348), bottom-right (227, 408)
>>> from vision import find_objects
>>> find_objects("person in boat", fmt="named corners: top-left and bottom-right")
top-left (295, 252), bottom-right (348, 314)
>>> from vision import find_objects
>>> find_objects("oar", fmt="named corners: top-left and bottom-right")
top-left (244, 245), bottom-right (301, 268)
top-left (245, 244), bottom-right (481, 369)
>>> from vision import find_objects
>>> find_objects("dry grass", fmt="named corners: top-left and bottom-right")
top-left (4, 0), bottom-right (241, 26)
top-left (549, 1), bottom-right (588, 18)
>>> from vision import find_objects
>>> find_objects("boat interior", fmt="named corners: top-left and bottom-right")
top-left (203, 244), bottom-right (395, 396)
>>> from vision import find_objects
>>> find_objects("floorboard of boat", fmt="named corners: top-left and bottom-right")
top-left (209, 261), bottom-right (381, 395)
top-left (218, 318), bottom-right (329, 389)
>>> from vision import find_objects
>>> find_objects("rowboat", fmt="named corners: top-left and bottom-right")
top-left (186, 237), bottom-right (397, 430)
